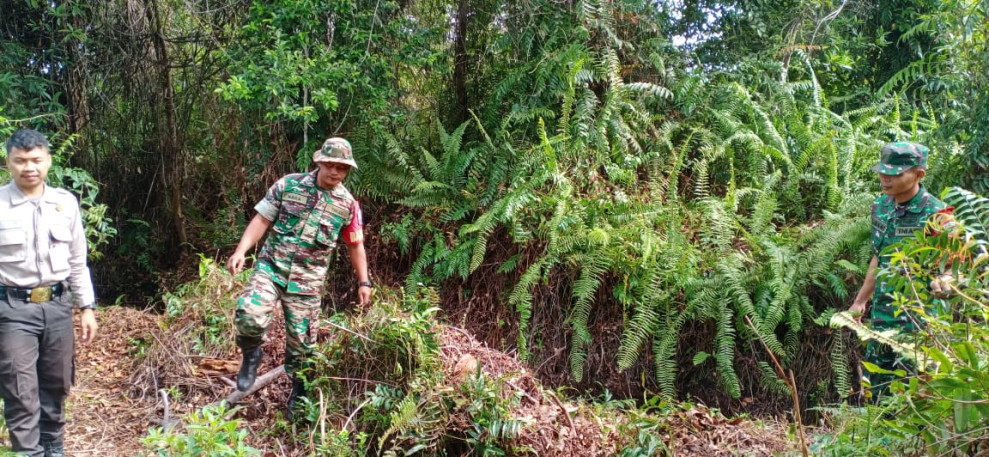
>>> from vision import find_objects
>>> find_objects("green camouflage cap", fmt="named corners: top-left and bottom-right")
top-left (872, 141), bottom-right (929, 175)
top-left (313, 137), bottom-right (357, 169)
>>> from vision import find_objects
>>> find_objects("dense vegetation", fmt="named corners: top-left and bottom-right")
top-left (2, 0), bottom-right (989, 454)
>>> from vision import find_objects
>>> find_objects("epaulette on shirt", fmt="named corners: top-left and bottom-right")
top-left (47, 187), bottom-right (79, 204)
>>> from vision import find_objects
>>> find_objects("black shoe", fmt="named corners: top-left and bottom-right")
top-left (236, 346), bottom-right (263, 391)
top-left (287, 379), bottom-right (306, 421)
top-left (43, 440), bottom-right (65, 457)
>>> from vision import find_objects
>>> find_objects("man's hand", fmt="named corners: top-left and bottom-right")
top-left (79, 309), bottom-right (98, 343)
top-left (227, 252), bottom-right (246, 275)
top-left (849, 256), bottom-right (878, 324)
top-left (931, 273), bottom-right (957, 299)
top-left (358, 285), bottom-right (372, 305)
top-left (849, 300), bottom-right (867, 323)
top-left (226, 214), bottom-right (273, 275)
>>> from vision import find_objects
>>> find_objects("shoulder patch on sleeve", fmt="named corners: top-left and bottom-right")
top-left (872, 217), bottom-right (887, 235)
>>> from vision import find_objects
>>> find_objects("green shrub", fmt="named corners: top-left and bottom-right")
top-left (292, 287), bottom-right (534, 455)
top-left (294, 287), bottom-right (447, 455)
top-left (360, 30), bottom-right (915, 403)
top-left (142, 402), bottom-right (260, 457)
top-left (457, 371), bottom-right (526, 456)
top-left (129, 256), bottom-right (246, 401)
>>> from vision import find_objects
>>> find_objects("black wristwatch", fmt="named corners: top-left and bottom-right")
top-left (358, 281), bottom-right (373, 288)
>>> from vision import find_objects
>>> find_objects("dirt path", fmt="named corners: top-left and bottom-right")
top-left (64, 307), bottom-right (160, 455)
top-left (62, 306), bottom-right (294, 455)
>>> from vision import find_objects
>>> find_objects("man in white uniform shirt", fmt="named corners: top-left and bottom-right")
top-left (0, 129), bottom-right (97, 457)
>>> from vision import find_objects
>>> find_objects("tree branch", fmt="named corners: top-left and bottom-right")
top-left (212, 365), bottom-right (286, 406)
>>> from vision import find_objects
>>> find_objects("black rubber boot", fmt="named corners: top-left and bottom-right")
top-left (236, 336), bottom-right (263, 392)
top-left (287, 378), bottom-right (306, 421)
top-left (43, 440), bottom-right (65, 457)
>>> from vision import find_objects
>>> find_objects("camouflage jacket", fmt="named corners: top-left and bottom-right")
top-left (253, 171), bottom-right (356, 296)
top-left (870, 184), bottom-right (945, 327)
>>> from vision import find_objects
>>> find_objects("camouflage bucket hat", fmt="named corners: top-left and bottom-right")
top-left (313, 137), bottom-right (357, 169)
top-left (872, 141), bottom-right (929, 175)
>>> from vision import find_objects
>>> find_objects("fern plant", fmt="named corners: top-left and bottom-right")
top-left (354, 1), bottom-right (925, 407)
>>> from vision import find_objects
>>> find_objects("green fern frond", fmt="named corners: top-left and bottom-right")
top-left (715, 257), bottom-right (765, 343)
top-left (829, 311), bottom-right (922, 366)
top-left (943, 187), bottom-right (989, 241)
top-left (820, 272), bottom-right (849, 299)
top-left (617, 297), bottom-right (663, 371)
top-left (463, 211), bottom-right (498, 273)
top-left (698, 198), bottom-right (735, 251)
top-left (384, 130), bottom-right (425, 185)
top-left (439, 120), bottom-right (469, 160)
top-left (760, 244), bottom-right (796, 343)
top-left (747, 173), bottom-right (780, 235)
top-left (569, 246), bottom-right (611, 382)
top-left (830, 329), bottom-right (851, 398)
top-left (757, 361), bottom-right (789, 396)
top-left (421, 147), bottom-right (441, 182)
top-left (653, 308), bottom-right (689, 399)
top-left (626, 82), bottom-right (673, 100)
top-left (877, 59), bottom-right (936, 98)
top-left (782, 296), bottom-right (803, 362)
top-left (406, 238), bottom-right (438, 289)
top-left (715, 304), bottom-right (741, 398)
top-left (793, 135), bottom-right (834, 174)
top-left (379, 393), bottom-right (419, 449)
top-left (558, 59), bottom-right (586, 142)
top-left (509, 257), bottom-right (547, 362)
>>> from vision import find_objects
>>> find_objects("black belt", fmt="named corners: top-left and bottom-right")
top-left (0, 284), bottom-right (64, 303)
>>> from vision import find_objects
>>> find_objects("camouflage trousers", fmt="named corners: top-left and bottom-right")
top-left (235, 273), bottom-right (322, 378)
top-left (863, 321), bottom-right (918, 403)
top-left (863, 299), bottom-right (948, 402)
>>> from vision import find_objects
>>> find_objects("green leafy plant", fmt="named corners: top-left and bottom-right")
top-left (0, 400), bottom-right (6, 448)
top-left (616, 417), bottom-right (669, 457)
top-left (127, 255), bottom-right (245, 403)
top-left (457, 372), bottom-right (526, 456)
top-left (159, 255), bottom-right (239, 355)
top-left (293, 288), bottom-right (447, 455)
top-left (142, 402), bottom-right (260, 457)
top-left (289, 287), bottom-right (539, 456)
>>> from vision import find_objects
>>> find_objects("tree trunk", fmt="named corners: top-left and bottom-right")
top-left (147, 0), bottom-right (188, 258)
top-left (452, 0), bottom-right (470, 127)
top-left (66, 9), bottom-right (91, 169)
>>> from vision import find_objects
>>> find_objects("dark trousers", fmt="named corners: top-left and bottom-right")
top-left (0, 292), bottom-right (74, 457)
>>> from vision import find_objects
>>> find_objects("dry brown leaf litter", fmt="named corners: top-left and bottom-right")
top-left (37, 307), bottom-right (798, 456)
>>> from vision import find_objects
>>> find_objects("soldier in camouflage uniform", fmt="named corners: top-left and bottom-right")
top-left (226, 137), bottom-right (372, 413)
top-left (849, 141), bottom-right (946, 401)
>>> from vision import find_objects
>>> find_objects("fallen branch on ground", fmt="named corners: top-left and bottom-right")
top-left (212, 366), bottom-right (286, 406)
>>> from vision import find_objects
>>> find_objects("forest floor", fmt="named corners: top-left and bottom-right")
top-left (42, 306), bottom-right (801, 456)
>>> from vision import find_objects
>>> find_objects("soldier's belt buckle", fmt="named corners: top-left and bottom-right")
top-left (29, 287), bottom-right (52, 303)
